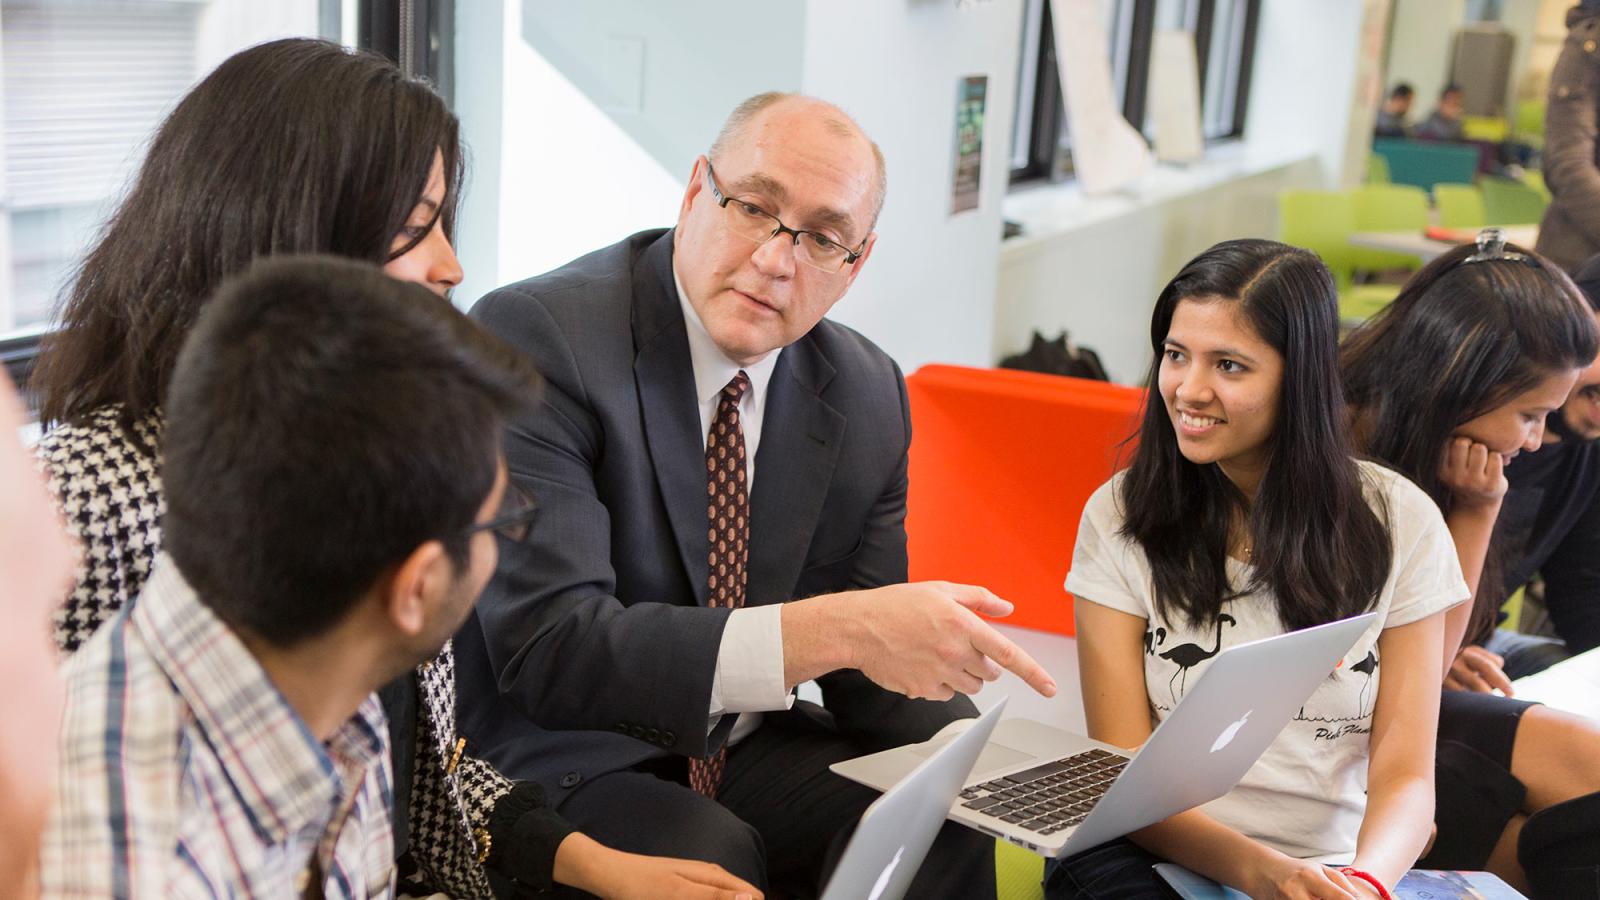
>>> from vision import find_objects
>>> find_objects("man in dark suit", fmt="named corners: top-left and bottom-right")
top-left (456, 92), bottom-right (1056, 897)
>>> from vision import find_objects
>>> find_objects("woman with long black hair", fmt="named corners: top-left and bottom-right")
top-left (32, 38), bottom-right (758, 900)
top-left (1342, 232), bottom-right (1600, 897)
top-left (1049, 239), bottom-right (1464, 899)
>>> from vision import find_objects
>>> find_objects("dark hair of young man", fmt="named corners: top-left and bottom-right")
top-left (1342, 242), bottom-right (1599, 639)
top-left (162, 256), bottom-right (541, 647)
top-left (34, 37), bottom-right (461, 431)
top-left (1391, 83), bottom-right (1415, 100)
top-left (1120, 239), bottom-right (1394, 631)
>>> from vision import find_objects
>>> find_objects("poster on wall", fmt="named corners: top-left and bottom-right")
top-left (1053, 0), bottom-right (1152, 193)
top-left (951, 74), bottom-right (987, 215)
top-left (1149, 29), bottom-right (1204, 163)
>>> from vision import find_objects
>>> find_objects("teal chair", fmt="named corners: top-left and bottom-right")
top-left (1278, 190), bottom-right (1400, 324)
top-left (1433, 183), bottom-right (1486, 229)
top-left (1350, 184), bottom-right (1428, 273)
top-left (1371, 139), bottom-right (1480, 192)
top-left (1481, 177), bottom-right (1548, 225)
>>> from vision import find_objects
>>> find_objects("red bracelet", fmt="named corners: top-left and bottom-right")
top-left (1338, 867), bottom-right (1394, 900)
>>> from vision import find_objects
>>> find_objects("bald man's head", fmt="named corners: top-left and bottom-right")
top-left (709, 92), bottom-right (887, 229)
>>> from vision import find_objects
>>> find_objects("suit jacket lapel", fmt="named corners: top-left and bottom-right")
top-left (631, 231), bottom-right (711, 604)
top-left (749, 336), bottom-right (845, 607)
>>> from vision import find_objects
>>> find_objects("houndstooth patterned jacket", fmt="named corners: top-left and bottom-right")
top-left (37, 405), bottom-right (512, 898)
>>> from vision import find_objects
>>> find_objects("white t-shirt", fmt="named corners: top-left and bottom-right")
top-left (1064, 460), bottom-right (1468, 862)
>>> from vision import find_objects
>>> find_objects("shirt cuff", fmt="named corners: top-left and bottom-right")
top-left (708, 604), bottom-right (793, 728)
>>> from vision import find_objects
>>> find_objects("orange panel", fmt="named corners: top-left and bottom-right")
top-left (905, 365), bottom-right (1146, 637)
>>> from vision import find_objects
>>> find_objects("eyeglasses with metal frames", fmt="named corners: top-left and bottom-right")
top-left (704, 160), bottom-right (867, 273)
top-left (463, 483), bottom-right (538, 544)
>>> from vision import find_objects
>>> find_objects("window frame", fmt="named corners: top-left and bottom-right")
top-left (0, 0), bottom-right (393, 402)
top-left (1008, 0), bottom-right (1261, 187)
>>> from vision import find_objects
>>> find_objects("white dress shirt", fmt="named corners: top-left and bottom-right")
top-left (673, 267), bottom-right (795, 743)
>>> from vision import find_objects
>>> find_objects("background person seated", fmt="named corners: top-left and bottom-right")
top-left (1375, 82), bottom-right (1415, 138)
top-left (1414, 84), bottom-right (1466, 142)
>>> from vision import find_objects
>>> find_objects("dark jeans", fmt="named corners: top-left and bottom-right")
top-left (1044, 839), bottom-right (1171, 899)
top-left (1484, 629), bottom-right (1573, 680)
top-left (546, 717), bottom-right (997, 899)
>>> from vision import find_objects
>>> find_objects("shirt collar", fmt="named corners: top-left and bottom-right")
top-left (133, 554), bottom-right (389, 845)
top-left (671, 265), bottom-right (781, 409)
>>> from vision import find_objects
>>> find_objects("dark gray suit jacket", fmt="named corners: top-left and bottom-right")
top-left (454, 228), bottom-right (974, 803)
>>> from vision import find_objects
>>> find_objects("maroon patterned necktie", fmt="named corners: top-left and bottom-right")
top-left (689, 370), bottom-right (751, 798)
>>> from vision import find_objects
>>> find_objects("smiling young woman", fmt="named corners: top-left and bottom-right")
top-left (1048, 239), bottom-right (1464, 900)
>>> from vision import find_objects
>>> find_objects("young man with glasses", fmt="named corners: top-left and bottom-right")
top-left (40, 257), bottom-right (761, 900)
top-left (457, 92), bottom-right (1057, 897)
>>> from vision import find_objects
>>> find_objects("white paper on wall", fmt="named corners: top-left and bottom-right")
top-left (1052, 0), bottom-right (1152, 194)
top-left (1149, 29), bottom-right (1204, 163)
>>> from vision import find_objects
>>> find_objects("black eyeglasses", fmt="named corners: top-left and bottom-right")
top-left (464, 483), bottom-right (538, 543)
top-left (704, 160), bottom-right (868, 273)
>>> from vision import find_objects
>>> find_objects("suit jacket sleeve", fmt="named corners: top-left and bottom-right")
top-left (470, 285), bottom-right (735, 759)
top-left (814, 363), bottom-right (978, 750)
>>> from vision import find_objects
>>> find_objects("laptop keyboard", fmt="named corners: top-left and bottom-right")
top-left (957, 747), bottom-right (1128, 836)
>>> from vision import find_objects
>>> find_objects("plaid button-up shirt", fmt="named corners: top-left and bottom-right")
top-left (42, 554), bottom-right (396, 899)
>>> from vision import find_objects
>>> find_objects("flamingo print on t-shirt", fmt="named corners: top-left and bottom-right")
top-left (1064, 461), bottom-right (1469, 862)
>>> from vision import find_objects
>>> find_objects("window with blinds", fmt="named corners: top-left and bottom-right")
top-left (1, 1), bottom-right (202, 333)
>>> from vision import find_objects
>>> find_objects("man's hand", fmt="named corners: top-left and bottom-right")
top-left (1444, 644), bottom-right (1514, 695)
top-left (1438, 437), bottom-right (1508, 509)
top-left (830, 582), bottom-right (1058, 700)
top-left (554, 833), bottom-right (762, 900)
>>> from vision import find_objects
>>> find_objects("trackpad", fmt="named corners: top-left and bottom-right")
top-left (909, 738), bottom-right (1033, 773)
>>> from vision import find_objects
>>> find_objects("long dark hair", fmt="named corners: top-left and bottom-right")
top-left (1120, 239), bottom-right (1393, 631)
top-left (33, 38), bottom-right (462, 430)
top-left (1342, 242), bottom-right (1599, 639)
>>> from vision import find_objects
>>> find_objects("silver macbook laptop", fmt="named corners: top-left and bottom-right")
top-left (832, 613), bottom-right (1375, 859)
top-left (819, 698), bottom-right (1009, 900)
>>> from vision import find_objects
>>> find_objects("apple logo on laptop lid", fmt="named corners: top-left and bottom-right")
top-left (868, 845), bottom-right (906, 900)
top-left (1210, 709), bottom-right (1252, 754)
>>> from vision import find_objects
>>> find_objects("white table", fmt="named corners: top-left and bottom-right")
top-left (1349, 224), bottom-right (1539, 264)
top-left (1512, 646), bottom-right (1600, 719)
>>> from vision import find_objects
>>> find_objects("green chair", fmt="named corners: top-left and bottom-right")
top-left (1433, 183), bottom-right (1486, 229)
top-left (997, 840), bottom-right (1045, 900)
top-left (1278, 190), bottom-right (1400, 324)
top-left (1503, 586), bottom-right (1527, 634)
top-left (1462, 115), bottom-right (1510, 143)
top-left (1481, 177), bottom-right (1548, 225)
top-left (1280, 190), bottom-right (1358, 286)
top-left (1517, 100), bottom-right (1546, 149)
top-left (1366, 152), bottom-right (1391, 185)
top-left (1350, 184), bottom-right (1428, 273)
top-left (1339, 283), bottom-right (1401, 323)
top-left (1525, 170), bottom-right (1551, 201)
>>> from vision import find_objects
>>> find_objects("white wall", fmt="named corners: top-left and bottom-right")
top-left (1245, 0), bottom-right (1368, 186)
top-left (799, 0), bottom-right (1025, 372)
top-left (454, 1), bottom-right (805, 309)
